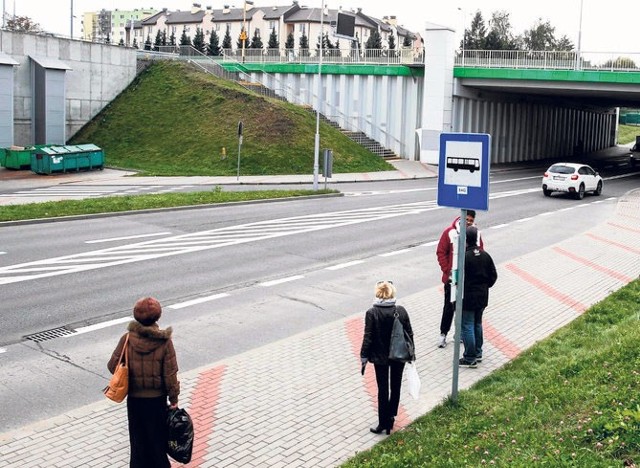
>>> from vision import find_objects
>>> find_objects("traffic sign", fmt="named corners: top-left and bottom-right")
top-left (437, 133), bottom-right (491, 211)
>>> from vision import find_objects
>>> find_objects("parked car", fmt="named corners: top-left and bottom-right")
top-left (630, 143), bottom-right (639, 168)
top-left (541, 163), bottom-right (603, 199)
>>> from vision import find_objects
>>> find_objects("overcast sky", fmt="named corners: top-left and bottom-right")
top-left (7, 0), bottom-right (639, 53)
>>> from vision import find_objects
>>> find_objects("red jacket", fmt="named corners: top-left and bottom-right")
top-left (436, 217), bottom-right (484, 284)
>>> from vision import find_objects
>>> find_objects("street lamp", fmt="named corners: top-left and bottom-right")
top-left (70, 0), bottom-right (74, 38)
top-left (576, 0), bottom-right (584, 69)
top-left (313, 0), bottom-right (326, 191)
top-left (241, 0), bottom-right (254, 63)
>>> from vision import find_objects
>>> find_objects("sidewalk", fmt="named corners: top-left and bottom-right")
top-left (0, 189), bottom-right (638, 466)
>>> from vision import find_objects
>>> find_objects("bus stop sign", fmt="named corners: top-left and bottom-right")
top-left (437, 133), bottom-right (491, 211)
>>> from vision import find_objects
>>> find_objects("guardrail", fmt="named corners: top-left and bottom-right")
top-left (456, 50), bottom-right (640, 72)
top-left (221, 48), bottom-right (424, 66)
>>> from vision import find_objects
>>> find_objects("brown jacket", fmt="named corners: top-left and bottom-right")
top-left (108, 321), bottom-right (180, 405)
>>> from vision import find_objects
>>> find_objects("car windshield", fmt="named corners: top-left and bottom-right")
top-left (548, 165), bottom-right (575, 174)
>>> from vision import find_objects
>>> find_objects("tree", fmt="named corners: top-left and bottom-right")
top-left (153, 30), bottom-right (163, 52)
top-left (555, 35), bottom-right (574, 51)
top-left (365, 29), bottom-right (383, 50)
top-left (144, 34), bottom-right (152, 50)
top-left (352, 33), bottom-right (363, 57)
top-left (193, 27), bottom-right (206, 53)
top-left (161, 31), bottom-right (167, 46)
top-left (267, 28), bottom-right (279, 50)
top-left (388, 33), bottom-right (396, 51)
top-left (484, 10), bottom-right (517, 50)
top-left (463, 11), bottom-right (487, 50)
top-left (402, 34), bottom-right (412, 47)
top-left (299, 31), bottom-right (309, 56)
top-left (104, 33), bottom-right (111, 44)
top-left (169, 31), bottom-right (176, 46)
top-left (250, 29), bottom-right (263, 49)
top-left (132, 38), bottom-right (139, 49)
top-left (523, 19), bottom-right (556, 51)
top-left (118, 38), bottom-right (125, 46)
top-left (208, 29), bottom-right (221, 56)
top-left (179, 28), bottom-right (191, 46)
top-left (285, 32), bottom-right (295, 50)
top-left (603, 56), bottom-right (637, 70)
top-left (6, 15), bottom-right (41, 32)
top-left (222, 26), bottom-right (232, 51)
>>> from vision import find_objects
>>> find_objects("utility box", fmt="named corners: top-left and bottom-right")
top-left (31, 144), bottom-right (104, 175)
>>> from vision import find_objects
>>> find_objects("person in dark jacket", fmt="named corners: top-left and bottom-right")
top-left (460, 227), bottom-right (497, 368)
top-left (360, 281), bottom-right (414, 435)
top-left (108, 297), bottom-right (180, 468)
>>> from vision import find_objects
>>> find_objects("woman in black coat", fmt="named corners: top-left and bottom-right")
top-left (360, 281), bottom-right (414, 435)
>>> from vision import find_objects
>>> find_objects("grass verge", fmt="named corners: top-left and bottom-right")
top-left (344, 279), bottom-right (640, 467)
top-left (618, 124), bottom-right (640, 145)
top-left (0, 187), bottom-right (336, 222)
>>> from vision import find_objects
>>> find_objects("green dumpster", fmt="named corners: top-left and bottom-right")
top-left (3, 147), bottom-right (34, 169)
top-left (31, 144), bottom-right (105, 175)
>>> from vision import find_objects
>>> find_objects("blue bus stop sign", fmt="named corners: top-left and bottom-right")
top-left (437, 133), bottom-right (491, 211)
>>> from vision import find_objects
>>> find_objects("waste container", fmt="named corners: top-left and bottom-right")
top-left (2, 146), bottom-right (34, 169)
top-left (31, 144), bottom-right (105, 175)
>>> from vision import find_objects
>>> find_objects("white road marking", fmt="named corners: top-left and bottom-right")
top-left (168, 293), bottom-right (230, 309)
top-left (378, 249), bottom-right (413, 257)
top-left (326, 260), bottom-right (366, 270)
top-left (259, 275), bottom-right (305, 287)
top-left (0, 347), bottom-right (6, 354)
top-left (71, 316), bottom-right (131, 336)
top-left (420, 240), bottom-right (439, 247)
top-left (490, 223), bottom-right (509, 230)
top-left (85, 232), bottom-right (173, 244)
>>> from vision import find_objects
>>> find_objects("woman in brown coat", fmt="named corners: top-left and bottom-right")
top-left (108, 297), bottom-right (180, 468)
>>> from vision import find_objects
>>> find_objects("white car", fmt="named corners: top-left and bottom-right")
top-left (541, 163), bottom-right (603, 199)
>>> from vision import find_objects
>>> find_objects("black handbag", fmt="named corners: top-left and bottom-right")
top-left (388, 309), bottom-right (414, 363)
top-left (167, 407), bottom-right (194, 464)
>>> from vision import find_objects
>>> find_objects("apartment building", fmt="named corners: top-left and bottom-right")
top-left (81, 8), bottom-right (157, 44)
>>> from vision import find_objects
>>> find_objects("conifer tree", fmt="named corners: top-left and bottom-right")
top-left (193, 27), bottom-right (206, 52)
top-left (267, 27), bottom-right (279, 55)
top-left (132, 38), bottom-right (139, 49)
top-left (169, 31), bottom-right (176, 46)
top-left (208, 29), bottom-right (221, 56)
top-left (154, 30), bottom-right (163, 51)
top-left (144, 34), bottom-right (152, 50)
top-left (179, 28), bottom-right (191, 46)
top-left (285, 31), bottom-right (295, 50)
top-left (222, 26), bottom-right (232, 51)
top-left (299, 31), bottom-right (309, 56)
top-left (250, 29), bottom-right (263, 49)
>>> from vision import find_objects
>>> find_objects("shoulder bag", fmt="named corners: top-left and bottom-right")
top-left (388, 309), bottom-right (415, 363)
top-left (104, 334), bottom-right (129, 403)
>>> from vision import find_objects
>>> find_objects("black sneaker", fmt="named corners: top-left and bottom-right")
top-left (458, 359), bottom-right (477, 368)
top-left (476, 356), bottom-right (483, 362)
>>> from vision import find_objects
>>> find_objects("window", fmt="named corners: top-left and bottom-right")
top-left (298, 24), bottom-right (306, 34)
top-left (215, 23), bottom-right (220, 31)
top-left (269, 21), bottom-right (276, 30)
top-left (255, 28), bottom-right (260, 37)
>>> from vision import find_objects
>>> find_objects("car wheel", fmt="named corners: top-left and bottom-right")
top-left (576, 184), bottom-right (585, 200)
top-left (594, 181), bottom-right (602, 196)
top-left (543, 188), bottom-right (552, 197)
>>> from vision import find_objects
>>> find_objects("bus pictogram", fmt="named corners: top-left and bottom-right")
top-left (446, 157), bottom-right (480, 173)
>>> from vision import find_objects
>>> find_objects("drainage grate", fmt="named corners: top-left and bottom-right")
top-left (24, 327), bottom-right (76, 343)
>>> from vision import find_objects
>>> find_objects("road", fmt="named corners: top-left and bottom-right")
top-left (0, 164), bottom-right (638, 432)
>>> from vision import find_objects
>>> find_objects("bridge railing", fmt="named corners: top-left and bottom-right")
top-left (221, 48), bottom-right (424, 66)
top-left (456, 50), bottom-right (640, 72)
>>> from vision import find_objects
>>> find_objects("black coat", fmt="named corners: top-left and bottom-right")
top-left (462, 246), bottom-right (498, 310)
top-left (360, 304), bottom-right (414, 365)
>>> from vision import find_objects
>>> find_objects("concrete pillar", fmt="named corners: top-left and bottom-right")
top-left (0, 53), bottom-right (19, 148)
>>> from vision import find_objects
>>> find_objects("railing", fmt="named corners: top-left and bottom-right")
top-left (456, 50), bottom-right (640, 72)
top-left (222, 48), bottom-right (424, 66)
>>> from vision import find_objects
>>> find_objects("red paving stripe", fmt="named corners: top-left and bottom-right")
top-left (552, 246), bottom-right (634, 283)
top-left (586, 232), bottom-right (640, 254)
top-left (505, 263), bottom-right (587, 313)
top-left (483, 321), bottom-right (521, 360)
top-left (345, 317), bottom-right (410, 431)
top-left (607, 221), bottom-right (640, 234)
top-left (172, 365), bottom-right (227, 467)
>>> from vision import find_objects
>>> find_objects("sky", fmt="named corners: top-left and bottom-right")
top-left (6, 0), bottom-right (640, 53)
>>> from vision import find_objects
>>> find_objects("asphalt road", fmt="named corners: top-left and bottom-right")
top-left (0, 165), bottom-right (638, 431)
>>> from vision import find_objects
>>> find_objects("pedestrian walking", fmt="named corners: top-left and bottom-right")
top-left (360, 281), bottom-right (415, 435)
top-left (108, 297), bottom-right (180, 468)
top-left (459, 227), bottom-right (497, 367)
top-left (436, 209), bottom-right (483, 348)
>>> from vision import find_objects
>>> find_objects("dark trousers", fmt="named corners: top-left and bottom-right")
top-left (373, 361), bottom-right (405, 427)
top-left (127, 396), bottom-right (170, 468)
top-left (440, 282), bottom-right (455, 335)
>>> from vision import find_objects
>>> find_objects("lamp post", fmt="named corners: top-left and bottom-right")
top-left (70, 0), bottom-right (74, 38)
top-left (576, 0), bottom-right (584, 70)
top-left (458, 7), bottom-right (467, 67)
top-left (241, 0), bottom-right (253, 63)
top-left (313, 0), bottom-right (325, 191)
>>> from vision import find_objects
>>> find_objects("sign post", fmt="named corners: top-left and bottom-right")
top-left (236, 121), bottom-right (243, 181)
top-left (437, 132), bottom-right (491, 404)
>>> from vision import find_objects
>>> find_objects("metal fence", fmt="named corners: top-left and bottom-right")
top-left (221, 48), bottom-right (424, 66)
top-left (456, 50), bottom-right (640, 72)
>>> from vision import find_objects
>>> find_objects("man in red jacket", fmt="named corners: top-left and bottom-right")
top-left (435, 210), bottom-right (483, 348)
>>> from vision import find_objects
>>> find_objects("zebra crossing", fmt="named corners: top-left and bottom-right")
top-left (0, 199), bottom-right (443, 285)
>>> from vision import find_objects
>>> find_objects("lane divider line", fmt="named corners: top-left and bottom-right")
top-left (326, 260), bottom-right (366, 270)
top-left (70, 316), bottom-right (131, 336)
top-left (552, 246), bottom-right (634, 283)
top-left (259, 275), bottom-right (305, 287)
top-left (378, 249), bottom-right (412, 257)
top-left (505, 263), bottom-right (587, 313)
top-left (168, 293), bottom-right (230, 310)
top-left (85, 232), bottom-right (173, 244)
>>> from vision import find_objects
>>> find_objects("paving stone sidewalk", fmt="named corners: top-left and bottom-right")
top-left (1, 190), bottom-right (638, 467)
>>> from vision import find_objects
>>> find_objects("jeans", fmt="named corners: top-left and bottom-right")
top-left (373, 361), bottom-right (405, 426)
top-left (461, 307), bottom-right (484, 361)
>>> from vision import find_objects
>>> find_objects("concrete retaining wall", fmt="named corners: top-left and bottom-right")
top-left (0, 30), bottom-right (137, 146)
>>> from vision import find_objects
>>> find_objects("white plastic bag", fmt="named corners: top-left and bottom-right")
top-left (406, 361), bottom-right (421, 400)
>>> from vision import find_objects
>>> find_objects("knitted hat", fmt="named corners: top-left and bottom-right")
top-left (133, 297), bottom-right (162, 326)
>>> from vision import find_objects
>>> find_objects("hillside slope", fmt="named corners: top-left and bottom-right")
top-left (70, 61), bottom-right (393, 176)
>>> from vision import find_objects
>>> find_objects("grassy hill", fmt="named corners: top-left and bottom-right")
top-left (70, 61), bottom-right (393, 176)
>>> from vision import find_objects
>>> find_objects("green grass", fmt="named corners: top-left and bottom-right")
top-left (69, 61), bottom-right (393, 176)
top-left (618, 124), bottom-right (640, 145)
top-left (0, 187), bottom-right (336, 222)
top-left (344, 280), bottom-right (640, 467)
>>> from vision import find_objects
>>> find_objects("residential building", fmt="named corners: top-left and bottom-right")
top-left (81, 8), bottom-right (157, 44)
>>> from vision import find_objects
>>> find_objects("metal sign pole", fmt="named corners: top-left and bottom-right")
top-left (236, 121), bottom-right (243, 181)
top-left (451, 208), bottom-right (467, 404)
